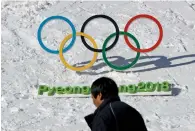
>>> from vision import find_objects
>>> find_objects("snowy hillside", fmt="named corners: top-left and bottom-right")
top-left (1, 1), bottom-right (195, 131)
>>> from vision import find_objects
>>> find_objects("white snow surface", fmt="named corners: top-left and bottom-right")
top-left (1, 1), bottom-right (195, 131)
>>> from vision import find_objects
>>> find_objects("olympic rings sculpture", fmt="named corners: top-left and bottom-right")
top-left (37, 14), bottom-right (163, 71)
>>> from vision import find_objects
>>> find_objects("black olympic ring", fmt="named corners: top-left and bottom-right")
top-left (80, 14), bottom-right (120, 52)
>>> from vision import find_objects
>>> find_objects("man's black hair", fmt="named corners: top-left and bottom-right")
top-left (91, 77), bottom-right (119, 100)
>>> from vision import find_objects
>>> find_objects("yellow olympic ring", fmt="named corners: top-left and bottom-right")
top-left (59, 32), bottom-right (98, 71)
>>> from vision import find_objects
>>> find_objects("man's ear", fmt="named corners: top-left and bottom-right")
top-left (99, 92), bottom-right (103, 100)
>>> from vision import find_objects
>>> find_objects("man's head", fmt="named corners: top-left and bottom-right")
top-left (90, 77), bottom-right (119, 108)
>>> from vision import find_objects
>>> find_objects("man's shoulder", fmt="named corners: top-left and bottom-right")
top-left (96, 101), bottom-right (142, 126)
top-left (112, 101), bottom-right (135, 110)
top-left (99, 101), bottom-right (139, 117)
top-left (110, 101), bottom-right (143, 117)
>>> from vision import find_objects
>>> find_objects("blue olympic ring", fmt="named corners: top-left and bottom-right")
top-left (37, 16), bottom-right (76, 54)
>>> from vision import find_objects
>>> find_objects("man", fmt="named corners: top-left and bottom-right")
top-left (84, 77), bottom-right (148, 131)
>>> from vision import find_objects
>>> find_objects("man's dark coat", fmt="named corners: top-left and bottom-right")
top-left (84, 96), bottom-right (148, 131)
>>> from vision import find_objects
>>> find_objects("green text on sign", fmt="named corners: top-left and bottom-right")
top-left (38, 81), bottom-right (171, 96)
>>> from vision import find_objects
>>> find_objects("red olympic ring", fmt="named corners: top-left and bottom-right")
top-left (124, 14), bottom-right (163, 53)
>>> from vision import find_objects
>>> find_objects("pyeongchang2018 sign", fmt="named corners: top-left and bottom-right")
top-left (37, 14), bottom-right (163, 72)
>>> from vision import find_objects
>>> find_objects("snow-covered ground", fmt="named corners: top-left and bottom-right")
top-left (1, 1), bottom-right (195, 131)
